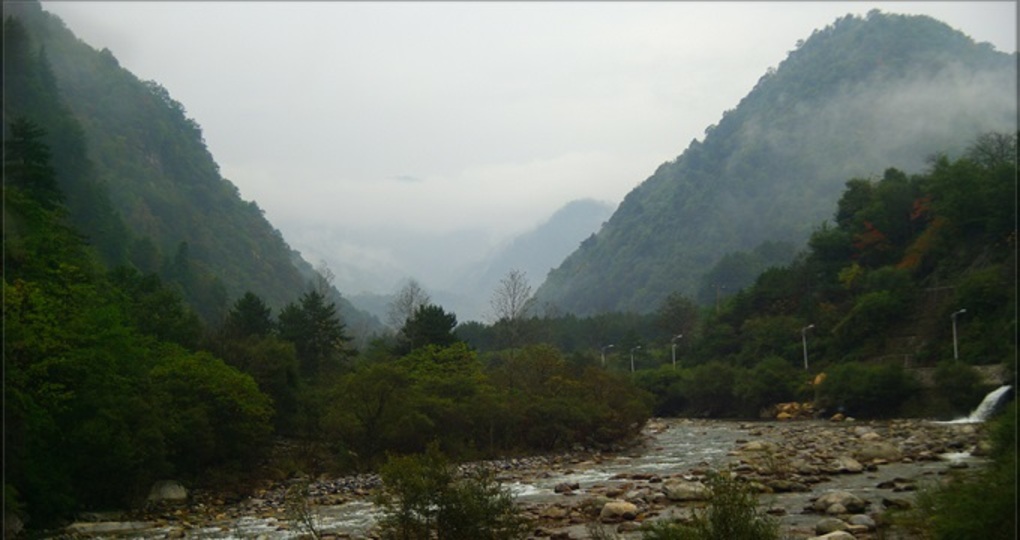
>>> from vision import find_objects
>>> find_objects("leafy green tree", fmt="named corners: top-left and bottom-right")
top-left (150, 349), bottom-right (274, 477)
top-left (210, 335), bottom-right (301, 434)
top-left (108, 267), bottom-right (203, 349)
top-left (324, 363), bottom-right (428, 463)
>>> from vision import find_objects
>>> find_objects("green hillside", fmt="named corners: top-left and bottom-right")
top-left (3, 1), bottom-right (379, 334)
top-left (535, 10), bottom-right (1016, 315)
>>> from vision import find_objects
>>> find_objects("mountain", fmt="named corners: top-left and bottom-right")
top-left (3, 1), bottom-right (381, 335)
top-left (533, 10), bottom-right (1017, 316)
top-left (350, 198), bottom-right (615, 323)
top-left (454, 198), bottom-right (614, 320)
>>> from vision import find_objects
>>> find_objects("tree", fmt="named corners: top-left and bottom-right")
top-left (490, 269), bottom-right (535, 352)
top-left (278, 290), bottom-right (353, 379)
top-left (656, 292), bottom-right (700, 341)
top-left (3, 117), bottom-right (63, 209)
top-left (387, 278), bottom-right (431, 330)
top-left (396, 303), bottom-right (460, 354)
top-left (224, 291), bottom-right (274, 339)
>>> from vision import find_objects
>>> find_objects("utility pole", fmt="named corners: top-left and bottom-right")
top-left (801, 324), bottom-right (814, 370)
top-left (951, 309), bottom-right (966, 360)
top-left (600, 344), bottom-right (614, 368)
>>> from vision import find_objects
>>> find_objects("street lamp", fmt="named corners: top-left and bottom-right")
top-left (600, 344), bottom-right (615, 368)
top-left (801, 324), bottom-right (814, 370)
top-left (951, 309), bottom-right (966, 360)
top-left (671, 334), bottom-right (683, 369)
top-left (630, 346), bottom-right (642, 374)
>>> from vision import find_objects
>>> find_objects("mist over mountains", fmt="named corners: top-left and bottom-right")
top-left (4, 4), bottom-right (1015, 330)
top-left (534, 11), bottom-right (1017, 315)
top-left (349, 198), bottom-right (615, 323)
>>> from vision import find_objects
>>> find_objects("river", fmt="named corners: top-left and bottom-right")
top-left (60, 416), bottom-right (992, 540)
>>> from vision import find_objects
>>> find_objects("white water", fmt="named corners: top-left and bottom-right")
top-left (939, 385), bottom-right (1012, 424)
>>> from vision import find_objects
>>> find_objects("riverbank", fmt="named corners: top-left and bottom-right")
top-left (51, 417), bottom-right (991, 539)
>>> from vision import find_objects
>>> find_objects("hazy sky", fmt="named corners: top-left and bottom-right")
top-left (40, 1), bottom-right (1017, 293)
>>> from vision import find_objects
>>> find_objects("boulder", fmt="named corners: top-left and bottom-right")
top-left (847, 513), bottom-right (876, 529)
top-left (809, 532), bottom-right (856, 540)
top-left (599, 500), bottom-right (639, 523)
top-left (813, 491), bottom-right (867, 514)
top-left (829, 456), bottom-right (864, 473)
top-left (854, 442), bottom-right (902, 463)
top-left (147, 480), bottom-right (188, 503)
top-left (662, 479), bottom-right (710, 501)
top-left (554, 482), bottom-right (579, 494)
top-left (815, 517), bottom-right (849, 534)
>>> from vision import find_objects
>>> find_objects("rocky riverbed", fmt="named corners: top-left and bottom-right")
top-left (53, 417), bottom-right (992, 540)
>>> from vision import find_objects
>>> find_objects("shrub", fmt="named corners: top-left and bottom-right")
top-left (375, 444), bottom-right (531, 540)
top-left (905, 404), bottom-right (1015, 539)
top-left (932, 360), bottom-right (985, 417)
top-left (641, 471), bottom-right (780, 540)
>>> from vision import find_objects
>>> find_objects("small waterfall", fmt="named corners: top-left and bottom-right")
top-left (944, 385), bottom-right (1013, 424)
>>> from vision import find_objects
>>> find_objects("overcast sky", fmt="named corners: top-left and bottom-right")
top-left (40, 1), bottom-right (1017, 294)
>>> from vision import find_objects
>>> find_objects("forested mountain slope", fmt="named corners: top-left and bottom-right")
top-left (3, 1), bottom-right (379, 333)
top-left (534, 11), bottom-right (1017, 315)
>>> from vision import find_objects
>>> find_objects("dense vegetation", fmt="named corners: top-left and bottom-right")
top-left (535, 10), bottom-right (1016, 315)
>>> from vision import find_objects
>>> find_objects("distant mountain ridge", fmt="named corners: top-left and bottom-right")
top-left (451, 198), bottom-right (614, 321)
top-left (350, 198), bottom-right (615, 323)
top-left (4, 1), bottom-right (381, 335)
top-left (534, 10), bottom-right (1017, 315)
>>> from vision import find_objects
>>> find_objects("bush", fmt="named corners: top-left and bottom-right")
top-left (375, 444), bottom-right (530, 540)
top-left (150, 349), bottom-right (274, 478)
top-left (641, 472), bottom-right (780, 540)
top-left (932, 360), bottom-right (985, 417)
top-left (905, 404), bottom-right (1015, 539)
top-left (816, 361), bottom-right (919, 418)
top-left (733, 356), bottom-right (806, 417)
top-left (680, 361), bottom-right (738, 417)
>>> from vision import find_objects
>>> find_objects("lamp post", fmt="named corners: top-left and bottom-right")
top-left (630, 346), bottom-right (641, 374)
top-left (671, 334), bottom-right (683, 369)
top-left (801, 324), bottom-right (814, 370)
top-left (951, 309), bottom-right (966, 360)
top-left (600, 344), bottom-right (615, 368)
